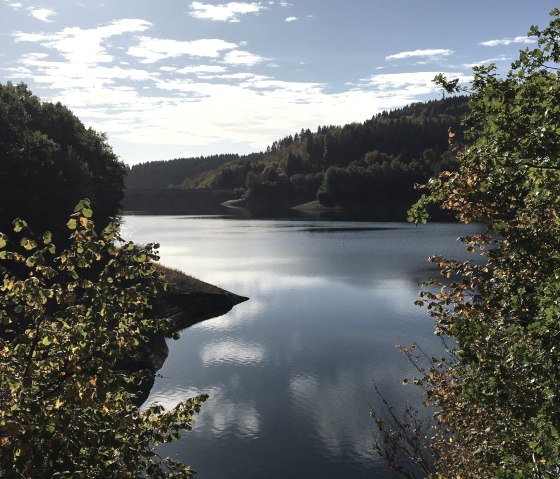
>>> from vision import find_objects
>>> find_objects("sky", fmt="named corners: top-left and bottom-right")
top-left (0, 0), bottom-right (555, 166)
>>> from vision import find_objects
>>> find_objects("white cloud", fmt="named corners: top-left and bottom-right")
top-left (29, 7), bottom-right (57, 22)
top-left (9, 52), bottom-right (156, 90)
top-left (285, 16), bottom-right (297, 22)
top-left (385, 48), bottom-right (453, 60)
top-left (189, 1), bottom-right (264, 22)
top-left (357, 71), bottom-right (471, 101)
top-left (241, 75), bottom-right (324, 93)
top-left (3, 1), bottom-right (23, 10)
top-left (128, 37), bottom-right (237, 63)
top-left (14, 19), bottom-right (152, 65)
top-left (462, 55), bottom-right (510, 68)
top-left (176, 64), bottom-right (228, 74)
top-left (22, 52), bottom-right (49, 60)
top-left (359, 71), bottom-right (440, 96)
top-left (223, 49), bottom-right (268, 66)
top-left (480, 35), bottom-right (536, 47)
top-left (7, 18), bottom-right (474, 167)
top-left (198, 72), bottom-right (254, 80)
top-left (103, 71), bottom-right (461, 153)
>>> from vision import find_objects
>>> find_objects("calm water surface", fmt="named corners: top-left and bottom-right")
top-left (123, 216), bottom-right (482, 479)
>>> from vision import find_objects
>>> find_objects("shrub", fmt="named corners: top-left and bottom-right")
top-left (0, 200), bottom-right (206, 478)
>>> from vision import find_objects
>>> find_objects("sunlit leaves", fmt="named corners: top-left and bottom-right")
top-left (41, 231), bottom-right (52, 245)
top-left (19, 237), bottom-right (37, 251)
top-left (404, 8), bottom-right (560, 478)
top-left (12, 219), bottom-right (27, 233)
top-left (0, 205), bottom-right (205, 478)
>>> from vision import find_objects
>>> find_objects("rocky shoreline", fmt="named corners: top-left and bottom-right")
top-left (132, 266), bottom-right (248, 404)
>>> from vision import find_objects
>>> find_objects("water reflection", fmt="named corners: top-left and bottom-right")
top-left (150, 385), bottom-right (262, 439)
top-left (123, 216), bottom-right (483, 479)
top-left (194, 300), bottom-right (265, 332)
top-left (200, 339), bottom-right (266, 366)
top-left (289, 370), bottom-right (374, 461)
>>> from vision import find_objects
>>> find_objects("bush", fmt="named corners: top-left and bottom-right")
top-left (397, 9), bottom-right (560, 478)
top-left (0, 200), bottom-right (206, 478)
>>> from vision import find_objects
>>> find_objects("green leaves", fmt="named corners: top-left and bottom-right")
top-left (0, 205), bottom-right (203, 478)
top-left (403, 9), bottom-right (560, 478)
top-left (433, 73), bottom-right (462, 96)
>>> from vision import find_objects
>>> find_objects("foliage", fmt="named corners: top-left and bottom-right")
top-left (197, 159), bottom-right (254, 189)
top-left (317, 158), bottom-right (426, 207)
top-left (0, 200), bottom-right (207, 478)
top-left (126, 154), bottom-right (262, 190)
top-left (399, 8), bottom-right (560, 478)
top-left (0, 82), bottom-right (127, 241)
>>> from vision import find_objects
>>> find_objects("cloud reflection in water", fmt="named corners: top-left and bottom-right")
top-left (149, 385), bottom-right (261, 439)
top-left (200, 339), bottom-right (266, 366)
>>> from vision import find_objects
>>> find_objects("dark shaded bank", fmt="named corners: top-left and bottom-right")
top-left (124, 186), bottom-right (455, 221)
top-left (131, 266), bottom-right (248, 405)
top-left (223, 197), bottom-right (455, 222)
top-left (123, 188), bottom-right (240, 215)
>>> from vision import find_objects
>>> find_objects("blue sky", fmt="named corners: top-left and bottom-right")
top-left (0, 0), bottom-right (554, 165)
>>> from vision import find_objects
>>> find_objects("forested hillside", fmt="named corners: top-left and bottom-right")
top-left (0, 82), bottom-right (126, 239)
top-left (126, 153), bottom-right (263, 190)
top-left (125, 96), bottom-right (469, 216)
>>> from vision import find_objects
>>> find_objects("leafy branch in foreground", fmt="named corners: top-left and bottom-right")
top-left (0, 199), bottom-right (207, 478)
top-left (378, 8), bottom-right (560, 479)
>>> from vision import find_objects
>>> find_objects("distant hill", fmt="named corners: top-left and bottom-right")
top-left (124, 95), bottom-right (469, 218)
top-left (126, 153), bottom-right (262, 190)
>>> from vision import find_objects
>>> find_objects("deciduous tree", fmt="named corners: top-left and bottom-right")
top-left (387, 8), bottom-right (560, 478)
top-left (0, 83), bottom-right (126, 241)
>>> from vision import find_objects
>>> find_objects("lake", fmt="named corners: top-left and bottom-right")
top-left (123, 215), bottom-right (482, 479)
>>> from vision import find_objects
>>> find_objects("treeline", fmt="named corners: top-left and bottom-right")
top-left (126, 153), bottom-right (263, 189)
top-left (125, 96), bottom-right (469, 215)
top-left (0, 82), bottom-right (126, 240)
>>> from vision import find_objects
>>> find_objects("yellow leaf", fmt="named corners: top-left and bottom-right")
top-left (20, 238), bottom-right (37, 250)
